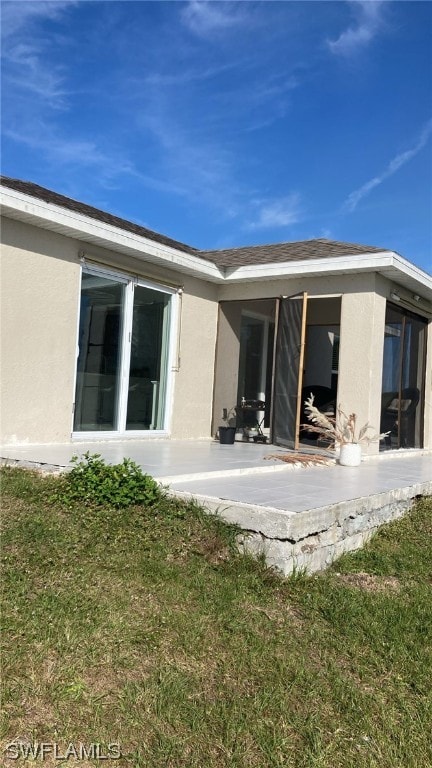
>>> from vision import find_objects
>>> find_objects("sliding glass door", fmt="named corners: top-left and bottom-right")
top-left (380, 303), bottom-right (427, 449)
top-left (74, 267), bottom-right (174, 435)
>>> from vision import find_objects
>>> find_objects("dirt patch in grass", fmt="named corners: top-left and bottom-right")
top-left (335, 571), bottom-right (401, 592)
top-left (191, 531), bottom-right (232, 565)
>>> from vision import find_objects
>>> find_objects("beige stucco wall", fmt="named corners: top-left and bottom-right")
top-left (338, 285), bottom-right (387, 455)
top-left (170, 280), bottom-right (219, 438)
top-left (0, 217), bottom-right (219, 444)
top-left (1, 217), bottom-right (81, 444)
top-left (216, 273), bottom-right (367, 303)
top-left (212, 302), bottom-right (243, 436)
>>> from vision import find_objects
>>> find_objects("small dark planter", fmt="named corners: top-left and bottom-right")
top-left (219, 426), bottom-right (236, 444)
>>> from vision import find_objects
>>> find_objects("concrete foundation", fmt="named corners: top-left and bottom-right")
top-left (172, 481), bottom-right (431, 575)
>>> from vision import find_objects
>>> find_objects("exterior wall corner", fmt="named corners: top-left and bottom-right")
top-left (337, 289), bottom-right (387, 456)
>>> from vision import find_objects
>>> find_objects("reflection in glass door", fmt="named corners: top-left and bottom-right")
top-left (126, 285), bottom-right (171, 430)
top-left (74, 272), bottom-right (125, 431)
top-left (380, 303), bottom-right (427, 449)
top-left (74, 268), bottom-right (174, 435)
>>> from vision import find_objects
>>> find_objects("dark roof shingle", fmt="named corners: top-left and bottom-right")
top-left (1, 176), bottom-right (385, 268)
top-left (0, 176), bottom-right (198, 255)
top-left (200, 239), bottom-right (384, 267)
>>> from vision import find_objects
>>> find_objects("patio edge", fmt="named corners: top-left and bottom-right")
top-left (170, 480), bottom-right (432, 575)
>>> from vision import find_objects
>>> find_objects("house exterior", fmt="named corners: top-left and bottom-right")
top-left (1, 176), bottom-right (431, 454)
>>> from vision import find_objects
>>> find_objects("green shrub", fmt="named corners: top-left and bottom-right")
top-left (56, 452), bottom-right (161, 509)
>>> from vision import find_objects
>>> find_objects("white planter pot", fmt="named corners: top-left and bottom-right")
top-left (338, 443), bottom-right (362, 467)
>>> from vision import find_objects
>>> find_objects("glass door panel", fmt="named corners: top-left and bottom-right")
top-left (380, 303), bottom-right (427, 449)
top-left (74, 273), bottom-right (125, 431)
top-left (400, 312), bottom-right (426, 447)
top-left (381, 305), bottom-right (403, 393)
top-left (126, 285), bottom-right (171, 430)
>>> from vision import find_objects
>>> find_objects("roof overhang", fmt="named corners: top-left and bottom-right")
top-left (1, 183), bottom-right (431, 303)
top-left (224, 251), bottom-right (432, 302)
top-left (0, 184), bottom-right (225, 283)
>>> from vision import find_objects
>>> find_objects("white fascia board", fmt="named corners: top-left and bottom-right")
top-left (224, 251), bottom-right (432, 296)
top-left (389, 253), bottom-right (432, 294)
top-left (223, 251), bottom-right (394, 281)
top-left (0, 186), bottom-right (224, 283)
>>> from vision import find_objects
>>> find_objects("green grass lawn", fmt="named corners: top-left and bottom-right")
top-left (1, 467), bottom-right (431, 767)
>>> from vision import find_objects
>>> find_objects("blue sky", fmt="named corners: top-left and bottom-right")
top-left (1, 1), bottom-right (431, 271)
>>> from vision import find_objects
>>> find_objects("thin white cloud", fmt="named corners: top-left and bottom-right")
top-left (3, 121), bottom-right (187, 196)
top-left (344, 119), bottom-right (432, 212)
top-left (1, 1), bottom-right (76, 104)
top-left (203, 72), bottom-right (299, 135)
top-left (181, 1), bottom-right (246, 37)
top-left (140, 100), bottom-right (302, 223)
top-left (1, 1), bottom-right (74, 39)
top-left (144, 62), bottom-right (235, 87)
top-left (328, 1), bottom-right (385, 56)
top-left (4, 42), bottom-right (66, 104)
top-left (135, 86), bottom-right (246, 214)
top-left (158, 133), bottom-right (238, 211)
top-left (247, 194), bottom-right (303, 230)
top-left (5, 123), bottom-right (128, 171)
top-left (246, 75), bottom-right (298, 108)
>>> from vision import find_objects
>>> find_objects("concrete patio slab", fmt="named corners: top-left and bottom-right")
top-left (2, 439), bottom-right (431, 575)
top-left (168, 452), bottom-right (431, 512)
top-left (1, 439), bottom-right (295, 478)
